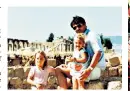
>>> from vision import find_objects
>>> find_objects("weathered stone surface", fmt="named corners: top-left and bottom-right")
top-left (10, 77), bottom-right (23, 89)
top-left (118, 65), bottom-right (122, 76)
top-left (14, 67), bottom-right (24, 79)
top-left (109, 67), bottom-right (118, 77)
top-left (101, 69), bottom-right (109, 78)
top-left (108, 56), bottom-right (120, 67)
top-left (107, 81), bottom-right (122, 90)
top-left (13, 59), bottom-right (20, 66)
top-left (8, 68), bottom-right (14, 77)
top-left (24, 67), bottom-right (31, 78)
top-left (10, 77), bottom-right (22, 85)
top-left (106, 62), bottom-right (111, 68)
top-left (101, 77), bottom-right (122, 82)
top-left (22, 79), bottom-right (31, 89)
top-left (22, 59), bottom-right (27, 66)
top-left (85, 80), bottom-right (104, 89)
top-left (48, 59), bottom-right (56, 67)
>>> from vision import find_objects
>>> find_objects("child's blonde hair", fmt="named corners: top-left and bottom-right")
top-left (74, 33), bottom-right (85, 43)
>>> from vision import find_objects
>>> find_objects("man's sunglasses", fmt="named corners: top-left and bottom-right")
top-left (72, 24), bottom-right (82, 30)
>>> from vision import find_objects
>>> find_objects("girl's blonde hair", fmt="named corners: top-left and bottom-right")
top-left (74, 33), bottom-right (85, 43)
top-left (35, 51), bottom-right (48, 69)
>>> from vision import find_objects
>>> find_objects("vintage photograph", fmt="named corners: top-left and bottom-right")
top-left (7, 7), bottom-right (122, 90)
top-left (128, 2), bottom-right (130, 91)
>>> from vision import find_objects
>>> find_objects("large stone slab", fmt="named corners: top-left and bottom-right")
top-left (13, 59), bottom-right (20, 66)
top-left (24, 67), bottom-right (31, 78)
top-left (48, 59), bottom-right (56, 67)
top-left (14, 67), bottom-right (24, 79)
top-left (108, 56), bottom-right (120, 67)
top-left (85, 80), bottom-right (104, 89)
top-left (107, 81), bottom-right (122, 90)
top-left (10, 77), bottom-right (23, 89)
top-left (108, 66), bottom-right (118, 77)
top-left (118, 65), bottom-right (122, 76)
top-left (8, 67), bottom-right (14, 77)
top-left (22, 79), bottom-right (31, 89)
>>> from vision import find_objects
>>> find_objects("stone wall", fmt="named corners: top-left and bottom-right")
top-left (8, 53), bottom-right (122, 90)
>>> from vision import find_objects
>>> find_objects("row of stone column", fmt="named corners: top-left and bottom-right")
top-left (52, 43), bottom-right (74, 52)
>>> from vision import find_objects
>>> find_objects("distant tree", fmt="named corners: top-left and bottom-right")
top-left (103, 38), bottom-right (113, 49)
top-left (99, 34), bottom-right (113, 49)
top-left (59, 36), bottom-right (63, 39)
top-left (68, 36), bottom-right (74, 42)
top-left (46, 33), bottom-right (54, 42)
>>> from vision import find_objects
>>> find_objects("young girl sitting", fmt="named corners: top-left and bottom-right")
top-left (27, 51), bottom-right (56, 89)
top-left (66, 33), bottom-right (90, 89)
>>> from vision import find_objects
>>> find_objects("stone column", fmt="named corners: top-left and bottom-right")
top-left (60, 44), bottom-right (62, 52)
top-left (70, 44), bottom-right (73, 52)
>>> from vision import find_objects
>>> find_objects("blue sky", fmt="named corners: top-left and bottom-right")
top-left (8, 7), bottom-right (122, 42)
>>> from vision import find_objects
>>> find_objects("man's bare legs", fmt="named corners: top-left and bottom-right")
top-left (55, 64), bottom-right (71, 89)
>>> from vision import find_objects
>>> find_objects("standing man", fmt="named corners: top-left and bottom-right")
top-left (56, 15), bottom-right (106, 89)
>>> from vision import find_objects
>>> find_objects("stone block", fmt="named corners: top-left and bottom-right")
top-left (48, 59), bottom-right (56, 67)
top-left (108, 56), bottom-right (120, 67)
top-left (118, 65), bottom-right (122, 76)
top-left (108, 67), bottom-right (118, 77)
top-left (100, 70), bottom-right (109, 78)
top-left (8, 67), bottom-right (14, 77)
top-left (22, 79), bottom-right (31, 89)
top-left (13, 59), bottom-right (20, 66)
top-left (107, 81), bottom-right (122, 90)
top-left (14, 67), bottom-right (24, 79)
top-left (106, 62), bottom-right (111, 68)
top-left (10, 77), bottom-right (23, 89)
top-left (22, 59), bottom-right (27, 66)
top-left (85, 80), bottom-right (104, 89)
top-left (24, 67), bottom-right (31, 78)
top-left (10, 77), bottom-right (22, 85)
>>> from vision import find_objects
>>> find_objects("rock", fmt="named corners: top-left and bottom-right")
top-left (8, 67), bottom-right (14, 77)
top-left (108, 56), bottom-right (120, 67)
top-left (22, 59), bottom-right (27, 66)
top-left (118, 65), bottom-right (122, 76)
top-left (100, 68), bottom-right (109, 78)
top-left (10, 77), bottom-right (22, 85)
top-left (48, 59), bottom-right (56, 67)
top-left (107, 81), bottom-right (122, 90)
top-left (10, 77), bottom-right (23, 89)
top-left (14, 67), bottom-right (24, 79)
top-left (85, 80), bottom-right (104, 89)
top-left (24, 67), bottom-right (31, 78)
top-left (22, 79), bottom-right (31, 89)
top-left (101, 77), bottom-right (122, 82)
top-left (109, 67), bottom-right (118, 77)
top-left (9, 54), bottom-right (16, 59)
top-left (106, 62), bottom-right (111, 68)
top-left (13, 59), bottom-right (20, 66)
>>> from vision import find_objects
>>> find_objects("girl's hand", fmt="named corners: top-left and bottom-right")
top-left (36, 84), bottom-right (44, 89)
top-left (65, 57), bottom-right (73, 63)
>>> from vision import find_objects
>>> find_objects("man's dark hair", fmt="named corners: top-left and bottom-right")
top-left (70, 16), bottom-right (86, 28)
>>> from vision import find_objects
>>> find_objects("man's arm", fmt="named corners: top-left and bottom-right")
top-left (79, 51), bottom-right (101, 80)
top-left (88, 50), bottom-right (101, 69)
top-left (79, 32), bottom-right (102, 80)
